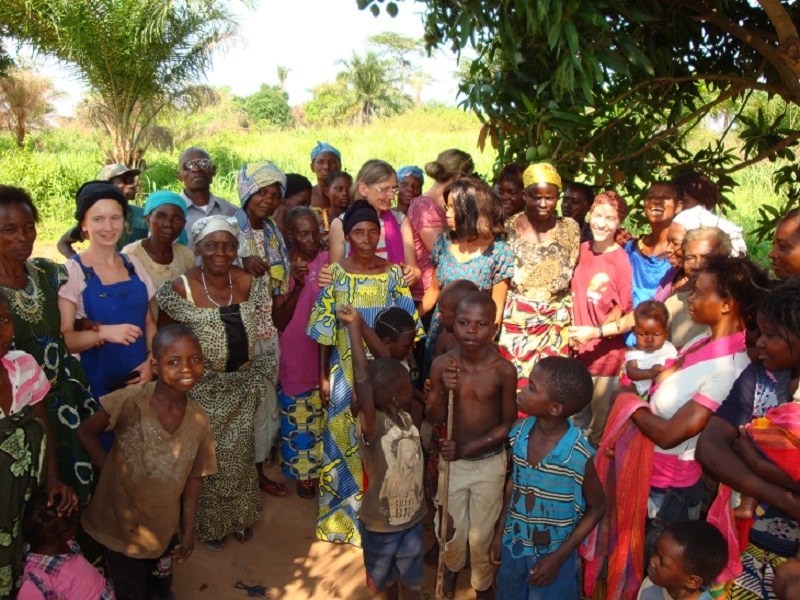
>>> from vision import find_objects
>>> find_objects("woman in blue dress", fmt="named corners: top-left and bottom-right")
top-left (308, 200), bottom-right (420, 547)
top-left (58, 181), bottom-right (156, 443)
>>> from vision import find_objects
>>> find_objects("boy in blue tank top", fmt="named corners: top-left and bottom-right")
top-left (490, 356), bottom-right (606, 599)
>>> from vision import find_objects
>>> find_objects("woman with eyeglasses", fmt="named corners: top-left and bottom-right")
top-left (157, 215), bottom-right (272, 552)
top-left (326, 159), bottom-right (421, 287)
top-left (58, 181), bottom-right (157, 414)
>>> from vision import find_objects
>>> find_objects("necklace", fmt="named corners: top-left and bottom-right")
top-left (200, 267), bottom-right (233, 308)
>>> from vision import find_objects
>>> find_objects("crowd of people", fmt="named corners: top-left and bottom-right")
top-left (1, 140), bottom-right (800, 600)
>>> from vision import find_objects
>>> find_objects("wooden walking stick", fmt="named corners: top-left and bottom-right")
top-left (434, 389), bottom-right (455, 600)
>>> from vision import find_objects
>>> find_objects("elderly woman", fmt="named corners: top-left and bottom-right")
top-left (406, 149), bottom-right (474, 302)
top-left (396, 165), bottom-right (424, 214)
top-left (0, 186), bottom-right (93, 504)
top-left (309, 141), bottom-right (342, 211)
top-left (58, 181), bottom-right (156, 404)
top-left (121, 190), bottom-right (194, 319)
top-left (157, 215), bottom-right (274, 551)
top-left (235, 160), bottom-right (291, 497)
top-left (497, 163), bottom-right (579, 391)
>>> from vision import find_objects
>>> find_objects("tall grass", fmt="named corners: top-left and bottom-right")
top-left (0, 104), bottom-right (786, 265)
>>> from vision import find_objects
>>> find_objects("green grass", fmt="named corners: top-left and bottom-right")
top-left (0, 105), bottom-right (786, 267)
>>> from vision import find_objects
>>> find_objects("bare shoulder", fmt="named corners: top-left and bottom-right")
top-left (490, 351), bottom-right (517, 378)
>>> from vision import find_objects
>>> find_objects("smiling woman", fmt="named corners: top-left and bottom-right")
top-left (157, 214), bottom-right (275, 551)
top-left (57, 181), bottom-right (157, 419)
top-left (0, 186), bottom-right (98, 507)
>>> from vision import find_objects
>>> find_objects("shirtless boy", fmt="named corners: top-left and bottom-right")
top-left (427, 291), bottom-right (517, 599)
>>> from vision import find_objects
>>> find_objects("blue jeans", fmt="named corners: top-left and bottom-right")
top-left (495, 545), bottom-right (579, 600)
top-left (646, 479), bottom-right (705, 560)
top-left (361, 521), bottom-right (423, 592)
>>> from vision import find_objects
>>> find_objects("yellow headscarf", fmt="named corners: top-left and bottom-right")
top-left (523, 163), bottom-right (561, 190)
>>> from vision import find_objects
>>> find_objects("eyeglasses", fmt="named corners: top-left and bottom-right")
top-left (182, 158), bottom-right (213, 171)
top-left (200, 241), bottom-right (237, 253)
top-left (369, 184), bottom-right (399, 196)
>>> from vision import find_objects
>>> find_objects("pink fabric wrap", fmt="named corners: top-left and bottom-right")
top-left (582, 392), bottom-right (654, 600)
top-left (381, 210), bottom-right (405, 266)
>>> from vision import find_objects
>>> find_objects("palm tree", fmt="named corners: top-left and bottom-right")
top-left (276, 65), bottom-right (290, 92)
top-left (0, 0), bottom-right (238, 166)
top-left (0, 66), bottom-right (62, 146)
top-left (337, 51), bottom-right (412, 125)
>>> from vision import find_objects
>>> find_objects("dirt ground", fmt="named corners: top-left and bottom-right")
top-left (30, 241), bottom-right (480, 599)
top-left (172, 464), bottom-right (477, 600)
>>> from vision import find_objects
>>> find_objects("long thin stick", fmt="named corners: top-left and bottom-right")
top-left (435, 389), bottom-right (455, 600)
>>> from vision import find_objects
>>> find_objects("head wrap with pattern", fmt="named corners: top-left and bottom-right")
top-left (237, 161), bottom-right (287, 207)
top-left (522, 163), bottom-right (562, 191)
top-left (191, 215), bottom-right (239, 247)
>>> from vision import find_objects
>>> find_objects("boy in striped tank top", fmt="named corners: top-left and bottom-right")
top-left (490, 356), bottom-right (606, 599)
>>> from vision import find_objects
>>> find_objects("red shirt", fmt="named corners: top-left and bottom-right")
top-left (570, 242), bottom-right (633, 376)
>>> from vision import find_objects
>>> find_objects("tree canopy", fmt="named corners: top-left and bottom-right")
top-left (0, 0), bottom-right (238, 167)
top-left (0, 66), bottom-right (61, 147)
top-left (362, 0), bottom-right (800, 236)
top-left (240, 84), bottom-right (293, 128)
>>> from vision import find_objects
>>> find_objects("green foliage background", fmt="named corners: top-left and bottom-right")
top-left (0, 105), bottom-right (783, 263)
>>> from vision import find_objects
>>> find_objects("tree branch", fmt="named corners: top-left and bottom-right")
top-left (756, 0), bottom-right (799, 43)
top-left (694, 8), bottom-right (800, 97)
top-left (723, 130), bottom-right (800, 174)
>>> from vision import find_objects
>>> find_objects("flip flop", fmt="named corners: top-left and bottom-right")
top-left (231, 527), bottom-right (253, 544)
top-left (260, 478), bottom-right (291, 497)
top-left (297, 480), bottom-right (316, 500)
top-left (205, 538), bottom-right (226, 552)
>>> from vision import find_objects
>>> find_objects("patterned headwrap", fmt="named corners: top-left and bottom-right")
top-left (144, 190), bottom-right (187, 217)
top-left (310, 141), bottom-right (341, 162)
top-left (523, 163), bottom-right (562, 190)
top-left (397, 165), bottom-right (424, 186)
top-left (237, 161), bottom-right (287, 207)
top-left (191, 215), bottom-right (239, 247)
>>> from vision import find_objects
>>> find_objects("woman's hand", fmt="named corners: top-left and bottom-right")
top-left (242, 256), bottom-right (269, 278)
top-left (401, 263), bottom-right (419, 286)
top-left (291, 256), bottom-right (308, 288)
top-left (318, 264), bottom-right (333, 288)
top-left (128, 356), bottom-right (153, 385)
top-left (100, 323), bottom-right (143, 345)
top-left (568, 325), bottom-right (598, 346)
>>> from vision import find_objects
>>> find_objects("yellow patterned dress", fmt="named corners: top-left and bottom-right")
top-left (498, 215), bottom-right (580, 391)
top-left (307, 263), bottom-right (419, 546)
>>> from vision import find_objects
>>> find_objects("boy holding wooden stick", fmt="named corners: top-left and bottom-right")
top-left (428, 292), bottom-right (517, 599)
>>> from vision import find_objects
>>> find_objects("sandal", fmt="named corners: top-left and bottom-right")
top-left (297, 480), bottom-right (317, 500)
top-left (231, 527), bottom-right (253, 544)
top-left (205, 538), bottom-right (226, 552)
top-left (260, 477), bottom-right (291, 497)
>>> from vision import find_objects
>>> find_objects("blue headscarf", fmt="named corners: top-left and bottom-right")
top-left (397, 165), bottom-right (424, 186)
top-left (310, 141), bottom-right (341, 162)
top-left (144, 190), bottom-right (187, 217)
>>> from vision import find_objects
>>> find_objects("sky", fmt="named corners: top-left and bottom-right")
top-left (15, 0), bottom-right (468, 116)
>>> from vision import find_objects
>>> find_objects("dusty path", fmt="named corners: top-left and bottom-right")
top-left (29, 243), bottom-right (479, 599)
top-left (173, 464), bottom-right (477, 600)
